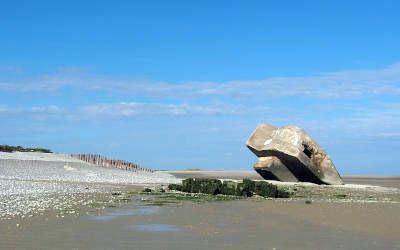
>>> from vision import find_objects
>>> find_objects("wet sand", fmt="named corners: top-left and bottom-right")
top-left (1, 169), bottom-right (400, 249)
top-left (1, 197), bottom-right (399, 250)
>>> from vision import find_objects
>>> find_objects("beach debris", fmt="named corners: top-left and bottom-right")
top-left (247, 123), bottom-right (343, 185)
top-left (63, 165), bottom-right (76, 171)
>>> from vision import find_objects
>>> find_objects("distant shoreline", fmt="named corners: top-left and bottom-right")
top-left (164, 169), bottom-right (400, 179)
top-left (165, 170), bottom-right (400, 178)
top-left (165, 170), bottom-right (400, 189)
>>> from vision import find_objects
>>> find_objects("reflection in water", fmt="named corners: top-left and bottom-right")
top-left (128, 224), bottom-right (182, 232)
top-left (90, 206), bottom-right (160, 221)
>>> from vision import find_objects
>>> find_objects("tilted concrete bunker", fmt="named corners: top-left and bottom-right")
top-left (247, 123), bottom-right (343, 185)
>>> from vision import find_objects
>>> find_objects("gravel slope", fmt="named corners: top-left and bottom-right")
top-left (0, 152), bottom-right (178, 185)
top-left (0, 152), bottom-right (178, 218)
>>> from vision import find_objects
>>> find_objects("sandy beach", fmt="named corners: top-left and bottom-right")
top-left (1, 153), bottom-right (400, 249)
top-left (1, 195), bottom-right (399, 250)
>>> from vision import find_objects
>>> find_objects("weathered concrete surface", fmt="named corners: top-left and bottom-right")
top-left (247, 124), bottom-right (343, 185)
top-left (254, 156), bottom-right (298, 182)
top-left (246, 123), bottom-right (277, 157)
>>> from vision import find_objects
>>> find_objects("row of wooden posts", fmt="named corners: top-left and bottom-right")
top-left (70, 154), bottom-right (154, 173)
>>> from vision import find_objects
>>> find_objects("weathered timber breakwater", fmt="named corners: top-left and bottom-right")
top-left (70, 154), bottom-right (154, 173)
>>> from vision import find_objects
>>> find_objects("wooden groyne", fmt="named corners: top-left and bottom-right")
top-left (70, 154), bottom-right (154, 173)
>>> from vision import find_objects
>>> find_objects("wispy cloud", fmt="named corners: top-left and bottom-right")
top-left (79, 102), bottom-right (236, 116)
top-left (340, 103), bottom-right (400, 137)
top-left (78, 102), bottom-right (303, 118)
top-left (0, 102), bottom-right (292, 119)
top-left (0, 64), bottom-right (21, 73)
top-left (2, 63), bottom-right (400, 99)
top-left (1, 101), bottom-right (399, 136)
top-left (0, 105), bottom-right (63, 115)
top-left (2, 63), bottom-right (400, 148)
top-left (292, 102), bottom-right (400, 142)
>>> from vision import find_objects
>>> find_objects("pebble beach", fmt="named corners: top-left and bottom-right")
top-left (0, 152), bottom-right (178, 219)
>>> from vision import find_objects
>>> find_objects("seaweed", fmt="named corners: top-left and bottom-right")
top-left (241, 178), bottom-right (256, 197)
top-left (220, 181), bottom-right (237, 195)
top-left (181, 178), bottom-right (222, 194)
top-left (168, 178), bottom-right (290, 199)
top-left (334, 193), bottom-right (347, 199)
top-left (168, 184), bottom-right (183, 191)
top-left (255, 181), bottom-right (277, 197)
top-left (182, 178), bottom-right (195, 193)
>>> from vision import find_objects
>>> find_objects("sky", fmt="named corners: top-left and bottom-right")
top-left (1, 1), bottom-right (399, 175)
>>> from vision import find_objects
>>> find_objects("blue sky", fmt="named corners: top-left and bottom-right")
top-left (1, 1), bottom-right (399, 175)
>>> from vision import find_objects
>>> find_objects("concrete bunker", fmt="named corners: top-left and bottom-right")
top-left (247, 123), bottom-right (343, 185)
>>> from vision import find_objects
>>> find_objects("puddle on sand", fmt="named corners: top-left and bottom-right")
top-left (128, 224), bottom-right (182, 232)
top-left (90, 206), bottom-right (160, 221)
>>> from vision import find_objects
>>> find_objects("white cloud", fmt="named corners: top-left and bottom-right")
top-left (78, 102), bottom-right (276, 117)
top-left (1, 63), bottom-right (400, 99)
top-left (0, 102), bottom-right (284, 119)
top-left (294, 102), bottom-right (400, 142)
top-left (1, 63), bottom-right (399, 143)
top-left (0, 101), bottom-right (399, 146)
top-left (0, 105), bottom-right (62, 115)
top-left (342, 103), bottom-right (400, 137)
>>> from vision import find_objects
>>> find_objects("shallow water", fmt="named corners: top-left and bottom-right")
top-left (90, 206), bottom-right (160, 221)
top-left (1, 198), bottom-right (400, 250)
top-left (128, 223), bottom-right (182, 232)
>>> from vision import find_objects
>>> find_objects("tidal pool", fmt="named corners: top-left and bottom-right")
top-left (90, 206), bottom-right (160, 221)
top-left (128, 223), bottom-right (182, 232)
